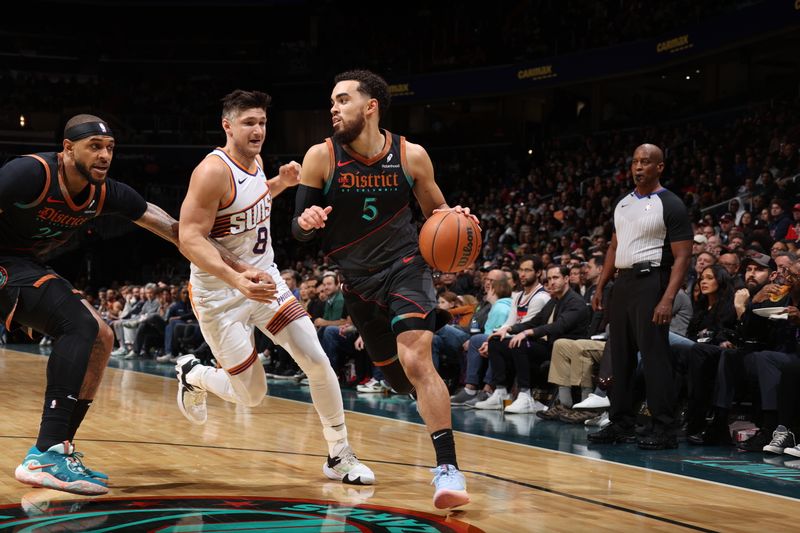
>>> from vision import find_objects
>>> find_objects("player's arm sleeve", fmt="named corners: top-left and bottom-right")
top-left (101, 179), bottom-right (148, 220)
top-left (291, 184), bottom-right (324, 241)
top-left (0, 157), bottom-right (48, 210)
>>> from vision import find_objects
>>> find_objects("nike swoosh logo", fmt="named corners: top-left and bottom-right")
top-left (337, 160), bottom-right (355, 167)
top-left (67, 395), bottom-right (78, 401)
top-left (46, 198), bottom-right (64, 204)
top-left (27, 463), bottom-right (57, 470)
top-left (432, 433), bottom-right (444, 440)
top-left (620, 204), bottom-right (628, 208)
top-left (237, 177), bottom-right (247, 184)
top-left (402, 255), bottom-right (415, 264)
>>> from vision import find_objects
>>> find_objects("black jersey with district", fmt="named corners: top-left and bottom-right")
top-left (0, 152), bottom-right (147, 263)
top-left (320, 130), bottom-right (419, 274)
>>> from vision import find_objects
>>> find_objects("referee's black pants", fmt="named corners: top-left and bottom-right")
top-left (609, 268), bottom-right (676, 432)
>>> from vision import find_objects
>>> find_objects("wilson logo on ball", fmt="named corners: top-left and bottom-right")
top-left (457, 226), bottom-right (475, 268)
top-left (418, 211), bottom-right (482, 273)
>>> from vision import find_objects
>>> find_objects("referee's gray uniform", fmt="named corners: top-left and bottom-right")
top-left (609, 188), bottom-right (692, 432)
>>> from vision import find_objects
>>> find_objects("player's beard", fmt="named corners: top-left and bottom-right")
top-left (333, 112), bottom-right (366, 145)
top-left (75, 158), bottom-right (105, 186)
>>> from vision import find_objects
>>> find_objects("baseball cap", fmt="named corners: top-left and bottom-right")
top-left (793, 203), bottom-right (800, 211)
top-left (693, 234), bottom-right (708, 245)
top-left (719, 213), bottom-right (734, 222)
top-left (742, 250), bottom-right (776, 270)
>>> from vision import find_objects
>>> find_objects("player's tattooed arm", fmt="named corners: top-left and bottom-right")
top-left (134, 202), bottom-right (179, 244)
top-left (135, 202), bottom-right (249, 273)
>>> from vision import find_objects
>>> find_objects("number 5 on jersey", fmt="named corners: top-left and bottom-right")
top-left (362, 197), bottom-right (377, 222)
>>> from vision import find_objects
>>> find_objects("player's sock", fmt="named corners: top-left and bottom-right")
top-left (191, 362), bottom-right (238, 403)
top-left (67, 399), bottom-right (92, 442)
top-left (36, 396), bottom-right (77, 451)
top-left (324, 424), bottom-right (349, 458)
top-left (431, 429), bottom-right (458, 469)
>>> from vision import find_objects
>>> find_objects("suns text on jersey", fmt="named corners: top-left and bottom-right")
top-left (229, 196), bottom-right (271, 234)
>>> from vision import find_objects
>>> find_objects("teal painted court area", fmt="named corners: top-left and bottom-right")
top-left (11, 344), bottom-right (800, 501)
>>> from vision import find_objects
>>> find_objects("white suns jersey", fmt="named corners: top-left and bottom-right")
top-left (190, 148), bottom-right (273, 291)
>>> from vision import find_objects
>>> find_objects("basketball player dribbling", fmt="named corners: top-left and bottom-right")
top-left (293, 70), bottom-right (476, 508)
top-left (175, 90), bottom-right (375, 485)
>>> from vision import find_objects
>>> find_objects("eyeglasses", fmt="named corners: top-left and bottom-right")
top-left (772, 247), bottom-right (786, 252)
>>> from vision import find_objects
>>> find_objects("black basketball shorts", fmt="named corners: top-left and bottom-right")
top-left (340, 254), bottom-right (437, 363)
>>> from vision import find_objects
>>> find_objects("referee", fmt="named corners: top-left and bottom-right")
top-left (588, 144), bottom-right (692, 450)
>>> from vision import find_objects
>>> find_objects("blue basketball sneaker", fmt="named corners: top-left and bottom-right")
top-left (72, 449), bottom-right (109, 480)
top-left (15, 441), bottom-right (109, 495)
top-left (431, 464), bottom-right (470, 509)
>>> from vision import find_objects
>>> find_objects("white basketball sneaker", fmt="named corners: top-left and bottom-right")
top-left (473, 388), bottom-right (510, 410)
top-left (504, 391), bottom-right (546, 414)
top-left (322, 446), bottom-right (376, 485)
top-left (175, 355), bottom-right (207, 425)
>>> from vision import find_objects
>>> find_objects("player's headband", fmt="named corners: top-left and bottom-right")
top-left (65, 122), bottom-right (114, 141)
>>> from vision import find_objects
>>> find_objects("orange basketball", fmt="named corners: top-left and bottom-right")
top-left (418, 211), bottom-right (482, 273)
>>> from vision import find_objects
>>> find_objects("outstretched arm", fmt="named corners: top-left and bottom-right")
top-left (134, 202), bottom-right (254, 274)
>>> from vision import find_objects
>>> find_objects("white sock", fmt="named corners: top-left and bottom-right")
top-left (464, 388), bottom-right (477, 396)
top-left (323, 424), bottom-right (349, 458)
top-left (191, 365), bottom-right (238, 403)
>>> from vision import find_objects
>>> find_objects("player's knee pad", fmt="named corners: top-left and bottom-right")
top-left (392, 311), bottom-right (436, 335)
top-left (375, 357), bottom-right (414, 394)
top-left (45, 303), bottom-right (100, 392)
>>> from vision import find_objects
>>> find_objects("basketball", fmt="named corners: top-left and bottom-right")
top-left (418, 211), bottom-right (482, 273)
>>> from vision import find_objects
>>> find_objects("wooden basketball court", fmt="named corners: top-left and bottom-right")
top-left (0, 346), bottom-right (797, 531)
